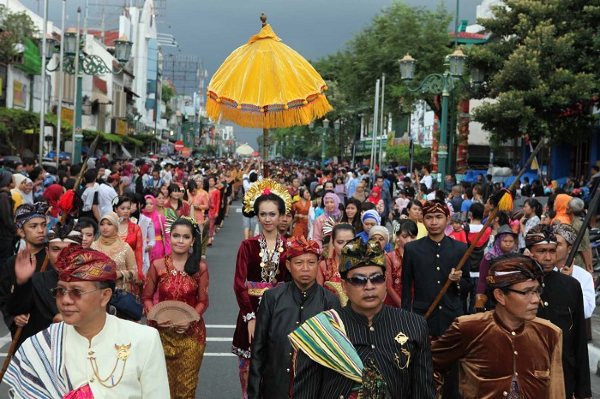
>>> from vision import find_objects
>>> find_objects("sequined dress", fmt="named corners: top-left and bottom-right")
top-left (142, 256), bottom-right (209, 399)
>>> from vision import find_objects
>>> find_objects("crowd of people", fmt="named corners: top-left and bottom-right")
top-left (0, 154), bottom-right (596, 398)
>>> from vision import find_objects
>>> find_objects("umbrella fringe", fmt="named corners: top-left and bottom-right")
top-left (206, 95), bottom-right (333, 129)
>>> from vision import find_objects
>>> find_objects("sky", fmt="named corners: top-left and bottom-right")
top-left (22, 0), bottom-right (481, 146)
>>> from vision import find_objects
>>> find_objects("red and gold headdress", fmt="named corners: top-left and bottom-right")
top-left (243, 178), bottom-right (292, 216)
top-left (55, 246), bottom-right (117, 282)
top-left (286, 235), bottom-right (321, 259)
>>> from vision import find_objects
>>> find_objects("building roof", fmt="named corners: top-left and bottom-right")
top-left (449, 31), bottom-right (490, 45)
top-left (87, 30), bottom-right (120, 47)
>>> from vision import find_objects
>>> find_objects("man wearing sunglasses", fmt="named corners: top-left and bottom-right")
top-left (525, 224), bottom-right (591, 399)
top-left (248, 236), bottom-right (339, 399)
top-left (431, 253), bottom-right (565, 398)
top-left (5, 245), bottom-right (169, 399)
top-left (290, 237), bottom-right (435, 398)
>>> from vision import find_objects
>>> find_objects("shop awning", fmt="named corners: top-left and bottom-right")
top-left (123, 135), bottom-right (143, 146)
top-left (92, 91), bottom-right (113, 104)
top-left (124, 87), bottom-right (140, 98)
top-left (101, 132), bottom-right (123, 143)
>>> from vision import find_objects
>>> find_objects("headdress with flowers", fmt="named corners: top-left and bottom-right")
top-left (243, 178), bottom-right (292, 217)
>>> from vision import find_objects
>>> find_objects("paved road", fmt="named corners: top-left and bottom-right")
top-left (1, 204), bottom-right (600, 398)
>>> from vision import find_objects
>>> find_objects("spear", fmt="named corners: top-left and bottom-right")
top-left (563, 174), bottom-right (600, 269)
top-left (424, 140), bottom-right (544, 319)
top-left (0, 133), bottom-right (101, 382)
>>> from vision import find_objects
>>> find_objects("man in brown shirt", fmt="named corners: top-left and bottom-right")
top-left (431, 254), bottom-right (565, 398)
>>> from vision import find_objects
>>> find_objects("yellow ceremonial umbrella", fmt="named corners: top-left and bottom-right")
top-left (207, 14), bottom-right (332, 175)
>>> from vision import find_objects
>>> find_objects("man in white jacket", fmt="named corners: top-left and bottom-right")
top-left (5, 246), bottom-right (169, 399)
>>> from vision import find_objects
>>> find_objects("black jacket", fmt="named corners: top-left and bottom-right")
top-left (537, 271), bottom-right (591, 398)
top-left (0, 189), bottom-right (15, 241)
top-left (248, 281), bottom-right (339, 399)
top-left (0, 250), bottom-right (57, 349)
top-left (402, 236), bottom-right (469, 337)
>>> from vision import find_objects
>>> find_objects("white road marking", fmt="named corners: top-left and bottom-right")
top-left (204, 353), bottom-right (235, 357)
top-left (206, 324), bottom-right (236, 328)
top-left (589, 343), bottom-right (600, 375)
top-left (206, 337), bottom-right (232, 342)
top-left (235, 208), bottom-right (242, 213)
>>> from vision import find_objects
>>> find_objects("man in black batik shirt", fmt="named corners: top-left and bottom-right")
top-left (290, 237), bottom-right (435, 399)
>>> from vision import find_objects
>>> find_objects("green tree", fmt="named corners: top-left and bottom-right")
top-left (315, 1), bottom-right (452, 120)
top-left (0, 5), bottom-right (38, 64)
top-left (386, 143), bottom-right (431, 165)
top-left (468, 0), bottom-right (599, 143)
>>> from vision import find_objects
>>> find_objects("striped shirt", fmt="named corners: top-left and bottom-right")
top-left (293, 305), bottom-right (435, 398)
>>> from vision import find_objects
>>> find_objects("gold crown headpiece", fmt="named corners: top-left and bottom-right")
top-left (243, 179), bottom-right (292, 215)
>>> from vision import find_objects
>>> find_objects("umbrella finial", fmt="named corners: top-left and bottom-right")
top-left (260, 13), bottom-right (267, 26)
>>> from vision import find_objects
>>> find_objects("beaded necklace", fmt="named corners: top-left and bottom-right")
top-left (258, 234), bottom-right (284, 283)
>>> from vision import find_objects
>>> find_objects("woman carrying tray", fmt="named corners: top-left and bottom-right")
top-left (232, 179), bottom-right (291, 398)
top-left (143, 217), bottom-right (209, 399)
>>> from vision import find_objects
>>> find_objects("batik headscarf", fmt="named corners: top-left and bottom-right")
top-left (286, 235), bottom-right (321, 259)
top-left (339, 236), bottom-right (386, 274)
top-left (55, 245), bottom-right (117, 282)
top-left (486, 253), bottom-right (544, 288)
top-left (15, 202), bottom-right (49, 229)
top-left (323, 192), bottom-right (342, 219)
top-left (48, 218), bottom-right (82, 245)
top-left (552, 223), bottom-right (577, 246)
top-left (422, 200), bottom-right (450, 217)
top-left (525, 224), bottom-right (557, 249)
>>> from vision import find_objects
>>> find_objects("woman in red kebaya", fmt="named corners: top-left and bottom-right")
top-left (143, 217), bottom-right (209, 399)
top-left (232, 181), bottom-right (290, 398)
top-left (207, 176), bottom-right (221, 246)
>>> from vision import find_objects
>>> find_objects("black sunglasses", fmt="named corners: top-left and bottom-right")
top-left (346, 273), bottom-right (386, 287)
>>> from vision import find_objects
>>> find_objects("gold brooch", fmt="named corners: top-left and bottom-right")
top-left (394, 332), bottom-right (409, 346)
top-left (115, 343), bottom-right (131, 361)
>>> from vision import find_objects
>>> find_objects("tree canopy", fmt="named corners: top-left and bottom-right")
top-left (469, 0), bottom-right (599, 144)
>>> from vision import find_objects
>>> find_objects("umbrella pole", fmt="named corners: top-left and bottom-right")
top-left (263, 128), bottom-right (269, 177)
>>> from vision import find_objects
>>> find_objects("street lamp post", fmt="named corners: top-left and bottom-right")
top-left (61, 8), bottom-right (132, 164)
top-left (321, 118), bottom-right (329, 167)
top-left (398, 49), bottom-right (467, 180)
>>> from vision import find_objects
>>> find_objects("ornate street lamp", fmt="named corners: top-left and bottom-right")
top-left (399, 54), bottom-right (416, 81)
top-left (60, 9), bottom-right (133, 164)
top-left (448, 48), bottom-right (466, 77)
top-left (63, 28), bottom-right (78, 56)
top-left (113, 36), bottom-right (133, 64)
top-left (398, 47), bottom-right (474, 179)
top-left (37, 34), bottom-right (57, 61)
